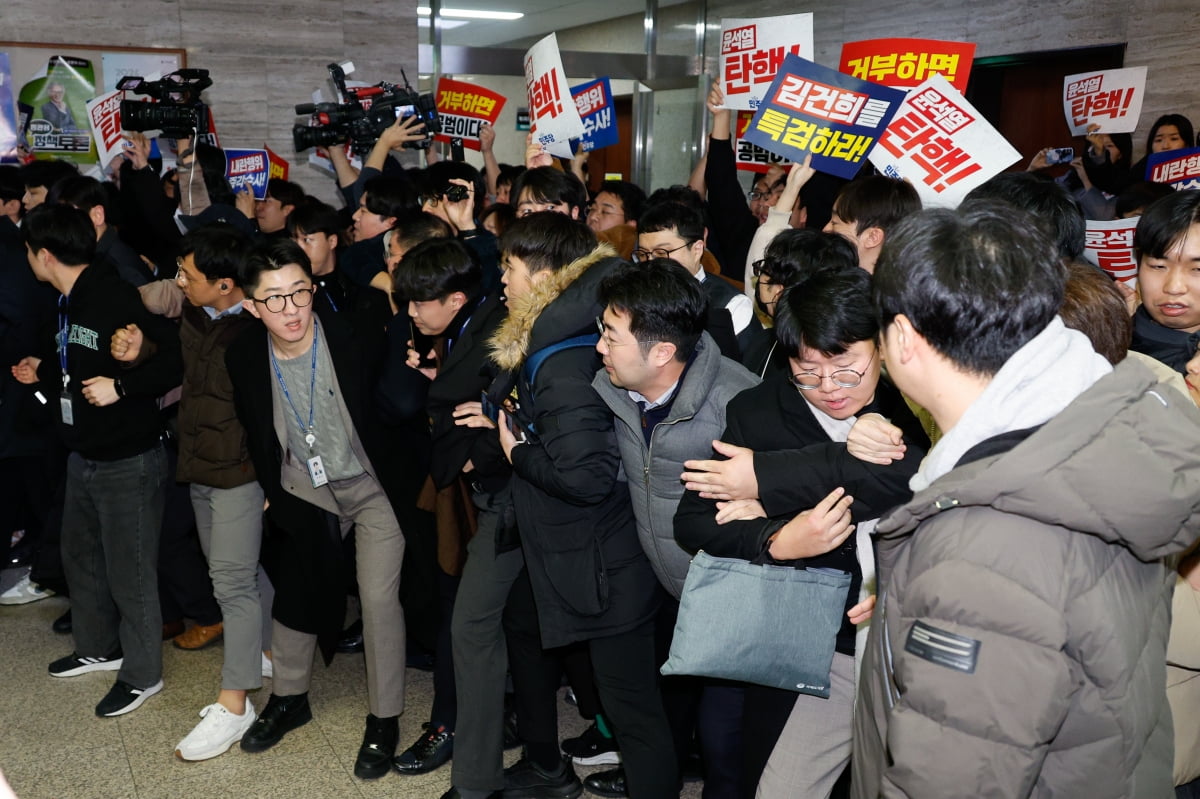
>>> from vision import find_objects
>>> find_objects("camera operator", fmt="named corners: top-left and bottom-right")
top-left (326, 115), bottom-right (427, 210)
top-left (417, 163), bottom-right (501, 293)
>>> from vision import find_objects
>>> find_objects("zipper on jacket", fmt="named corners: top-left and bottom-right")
top-left (879, 587), bottom-right (901, 710)
top-left (642, 415), bottom-right (694, 571)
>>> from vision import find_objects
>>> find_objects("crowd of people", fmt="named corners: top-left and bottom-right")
top-left (2, 82), bottom-right (1200, 799)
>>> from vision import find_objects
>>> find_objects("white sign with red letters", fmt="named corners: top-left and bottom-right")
top-left (1083, 217), bottom-right (1139, 284)
top-left (869, 74), bottom-right (1020, 208)
top-left (524, 34), bottom-right (584, 159)
top-left (1062, 67), bottom-right (1146, 136)
top-left (719, 13), bottom-right (813, 112)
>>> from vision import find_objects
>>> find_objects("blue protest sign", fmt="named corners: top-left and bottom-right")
top-left (571, 78), bottom-right (618, 153)
top-left (1147, 147), bottom-right (1200, 190)
top-left (742, 54), bottom-right (906, 180)
top-left (224, 148), bottom-right (269, 200)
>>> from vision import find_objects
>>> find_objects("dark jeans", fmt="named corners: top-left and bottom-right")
top-left (431, 567), bottom-right (460, 729)
top-left (61, 444), bottom-right (168, 689)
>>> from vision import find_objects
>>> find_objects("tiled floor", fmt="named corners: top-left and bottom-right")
top-left (0, 566), bottom-right (701, 799)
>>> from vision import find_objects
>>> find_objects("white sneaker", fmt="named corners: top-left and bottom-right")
top-left (261, 652), bottom-right (273, 679)
top-left (175, 698), bottom-right (257, 761)
top-left (0, 574), bottom-right (55, 605)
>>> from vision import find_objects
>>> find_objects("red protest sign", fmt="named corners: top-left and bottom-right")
top-left (435, 77), bottom-right (507, 151)
top-left (734, 111), bottom-right (792, 173)
top-left (840, 39), bottom-right (975, 92)
top-left (264, 145), bottom-right (289, 181)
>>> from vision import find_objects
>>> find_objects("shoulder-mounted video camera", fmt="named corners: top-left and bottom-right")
top-left (293, 62), bottom-right (440, 156)
top-left (117, 69), bottom-right (213, 140)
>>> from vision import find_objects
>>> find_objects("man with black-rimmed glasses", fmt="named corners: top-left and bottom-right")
top-left (224, 238), bottom-right (407, 781)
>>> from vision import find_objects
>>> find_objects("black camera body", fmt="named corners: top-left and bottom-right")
top-left (444, 184), bottom-right (470, 202)
top-left (117, 69), bottom-right (213, 140)
top-left (293, 63), bottom-right (440, 156)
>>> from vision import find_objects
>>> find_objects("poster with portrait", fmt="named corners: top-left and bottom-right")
top-left (18, 55), bottom-right (96, 163)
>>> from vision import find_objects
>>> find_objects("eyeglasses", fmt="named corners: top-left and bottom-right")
top-left (252, 287), bottom-right (315, 313)
top-left (751, 259), bottom-right (778, 279)
top-left (173, 257), bottom-right (216, 286)
top-left (595, 316), bottom-right (656, 348)
top-left (789, 351), bottom-right (877, 391)
top-left (631, 242), bottom-right (695, 263)
top-left (747, 185), bottom-right (784, 202)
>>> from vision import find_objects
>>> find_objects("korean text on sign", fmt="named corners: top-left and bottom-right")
top-left (1147, 147), bottom-right (1200, 190)
top-left (570, 77), bottom-right (618, 153)
top-left (839, 39), bottom-right (976, 92)
top-left (878, 87), bottom-right (980, 192)
top-left (742, 52), bottom-right (904, 180)
top-left (224, 149), bottom-right (269, 199)
top-left (435, 77), bottom-right (507, 150)
top-left (1061, 66), bottom-right (1146, 136)
top-left (735, 111), bottom-right (791, 172)
top-left (1083, 218), bottom-right (1139, 283)
top-left (719, 13), bottom-right (813, 111)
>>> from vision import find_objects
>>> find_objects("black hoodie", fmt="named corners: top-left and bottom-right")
top-left (35, 260), bottom-right (183, 460)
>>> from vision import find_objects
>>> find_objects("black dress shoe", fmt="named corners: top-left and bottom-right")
top-left (440, 789), bottom-right (503, 799)
top-left (240, 693), bottom-right (312, 753)
top-left (354, 712), bottom-right (399, 779)
top-left (336, 619), bottom-right (364, 654)
top-left (393, 721), bottom-right (453, 774)
top-left (583, 767), bottom-right (627, 798)
top-left (502, 755), bottom-right (582, 798)
top-left (52, 609), bottom-right (72, 634)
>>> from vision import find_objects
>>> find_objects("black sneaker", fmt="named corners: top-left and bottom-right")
top-left (393, 722), bottom-right (454, 774)
top-left (502, 755), bottom-right (582, 799)
top-left (561, 722), bottom-right (619, 766)
top-left (95, 679), bottom-right (163, 717)
top-left (48, 651), bottom-right (123, 678)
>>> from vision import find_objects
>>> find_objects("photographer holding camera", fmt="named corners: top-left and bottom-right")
top-left (417, 163), bottom-right (501, 294)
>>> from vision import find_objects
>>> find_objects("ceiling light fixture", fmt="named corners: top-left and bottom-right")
top-left (417, 6), bottom-right (524, 20)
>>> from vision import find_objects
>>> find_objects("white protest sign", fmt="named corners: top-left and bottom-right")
top-left (524, 34), bottom-right (584, 159)
top-left (719, 13), bottom-right (814, 111)
top-left (85, 90), bottom-right (125, 168)
top-left (869, 74), bottom-right (1020, 208)
top-left (1083, 217), bottom-right (1139, 284)
top-left (1062, 66), bottom-right (1147, 136)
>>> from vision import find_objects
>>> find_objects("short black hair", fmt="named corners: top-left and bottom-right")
top-left (179, 223), bottom-right (250, 284)
top-left (1147, 114), bottom-right (1194, 156)
top-left (426, 161), bottom-right (487, 219)
top-left (239, 238), bottom-right (313, 295)
top-left (499, 211), bottom-right (596, 273)
top-left (46, 174), bottom-right (109, 217)
top-left (1134, 189), bottom-right (1200, 261)
top-left (391, 212), bottom-right (453, 253)
top-left (480, 203), bottom-right (516, 237)
top-left (21, 203), bottom-right (96, 267)
top-left (774, 267), bottom-right (877, 358)
top-left (287, 201), bottom-right (343, 239)
top-left (597, 259), bottom-right (706, 362)
top-left (496, 164), bottom-right (525, 192)
top-left (392, 237), bottom-right (482, 303)
top-left (874, 201), bottom-right (1065, 377)
top-left (19, 159), bottom-right (79, 192)
top-left (1116, 181), bottom-right (1174, 219)
top-left (595, 180), bottom-right (646, 222)
top-left (0, 165), bottom-right (23, 203)
top-left (364, 174), bottom-right (420, 221)
top-left (511, 167), bottom-right (587, 216)
top-left (266, 178), bottom-right (306, 209)
top-left (759, 228), bottom-right (859, 288)
top-left (964, 171), bottom-right (1085, 260)
top-left (832, 175), bottom-right (922, 236)
top-left (638, 201), bottom-right (704, 243)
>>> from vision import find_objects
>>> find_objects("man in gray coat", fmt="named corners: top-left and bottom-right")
top-left (852, 200), bottom-right (1200, 798)
top-left (592, 258), bottom-right (758, 796)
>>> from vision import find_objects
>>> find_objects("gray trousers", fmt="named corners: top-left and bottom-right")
top-left (191, 481), bottom-right (265, 691)
top-left (450, 488), bottom-right (526, 793)
top-left (272, 472), bottom-right (407, 717)
top-left (62, 444), bottom-right (167, 689)
top-left (757, 651), bottom-right (855, 799)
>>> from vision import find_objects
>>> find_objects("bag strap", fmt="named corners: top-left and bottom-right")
top-left (522, 333), bottom-right (601, 389)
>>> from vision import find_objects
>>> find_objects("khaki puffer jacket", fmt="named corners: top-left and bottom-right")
top-left (852, 360), bottom-right (1200, 799)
